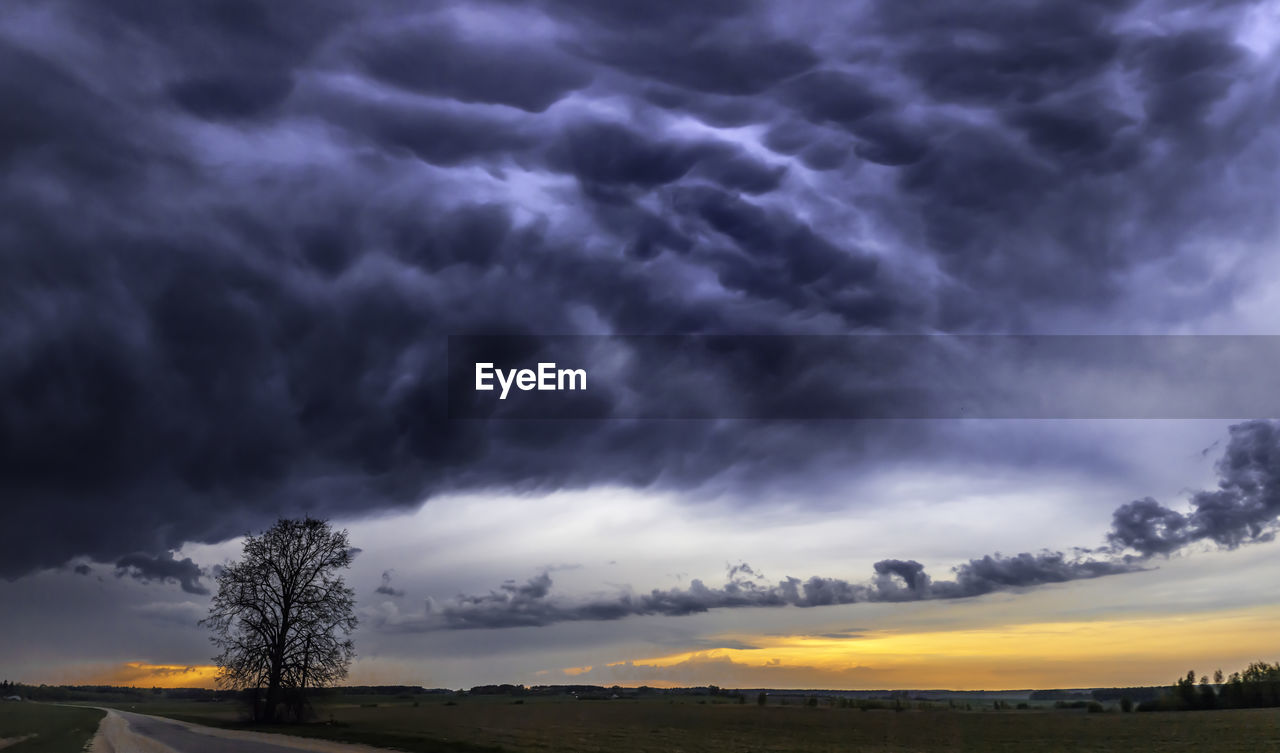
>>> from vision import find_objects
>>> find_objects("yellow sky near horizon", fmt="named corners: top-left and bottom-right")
top-left (559, 604), bottom-right (1280, 690)
top-left (76, 602), bottom-right (1280, 692)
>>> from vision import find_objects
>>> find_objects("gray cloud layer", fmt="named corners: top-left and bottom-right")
top-left (3, 0), bottom-right (1279, 578)
top-left (386, 419), bottom-right (1280, 630)
top-left (391, 553), bottom-right (1138, 631)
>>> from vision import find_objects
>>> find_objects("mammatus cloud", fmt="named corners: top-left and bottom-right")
top-left (384, 420), bottom-right (1280, 630)
top-left (114, 552), bottom-right (208, 595)
top-left (3, 0), bottom-right (1280, 579)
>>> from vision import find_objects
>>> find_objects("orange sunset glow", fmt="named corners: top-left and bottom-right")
top-left (78, 662), bottom-right (221, 689)
top-left (580, 605), bottom-right (1280, 691)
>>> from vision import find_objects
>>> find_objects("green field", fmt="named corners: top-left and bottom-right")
top-left (99, 693), bottom-right (1280, 752)
top-left (0, 704), bottom-right (103, 753)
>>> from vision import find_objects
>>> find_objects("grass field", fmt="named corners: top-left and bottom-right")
top-left (0, 704), bottom-right (103, 753)
top-left (99, 693), bottom-right (1280, 752)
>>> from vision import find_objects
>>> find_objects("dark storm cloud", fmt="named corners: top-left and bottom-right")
top-left (109, 1), bottom-right (354, 121)
top-left (1131, 28), bottom-right (1245, 138)
top-left (353, 20), bottom-right (592, 113)
top-left (0, 44), bottom-right (138, 179)
top-left (779, 71), bottom-right (888, 128)
top-left (871, 0), bottom-right (1137, 107)
top-left (684, 188), bottom-right (881, 295)
top-left (859, 1), bottom-right (1271, 323)
top-left (314, 90), bottom-right (538, 167)
top-left (574, 30), bottom-right (819, 96)
top-left (643, 86), bottom-right (773, 129)
top-left (546, 122), bottom-right (702, 188)
top-left (115, 552), bottom-right (209, 596)
top-left (168, 72), bottom-right (296, 121)
top-left (692, 147), bottom-right (788, 196)
top-left (763, 121), bottom-right (854, 170)
top-left (3, 0), bottom-right (1280, 584)
top-left (544, 122), bottom-right (787, 197)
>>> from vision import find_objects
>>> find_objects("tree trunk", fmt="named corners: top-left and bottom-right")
top-left (263, 656), bottom-right (284, 722)
top-left (262, 682), bottom-right (279, 722)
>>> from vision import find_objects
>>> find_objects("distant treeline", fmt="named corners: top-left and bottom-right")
top-left (1138, 662), bottom-right (1280, 712)
top-left (464, 684), bottom-right (730, 697)
top-left (0, 680), bottom-right (748, 702)
top-left (0, 681), bottom-right (238, 703)
top-left (0, 681), bottom-right (448, 702)
top-left (8, 671), bottom-right (1277, 711)
top-left (338, 685), bottom-right (452, 696)
top-left (1030, 687), bottom-right (1165, 703)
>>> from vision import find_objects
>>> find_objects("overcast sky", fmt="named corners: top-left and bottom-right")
top-left (4, 0), bottom-right (1280, 691)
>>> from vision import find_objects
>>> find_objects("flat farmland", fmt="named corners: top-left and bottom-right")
top-left (0, 704), bottom-right (104, 753)
top-left (109, 695), bottom-right (1280, 753)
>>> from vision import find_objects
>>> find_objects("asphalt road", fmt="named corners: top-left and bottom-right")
top-left (110, 710), bottom-right (335, 753)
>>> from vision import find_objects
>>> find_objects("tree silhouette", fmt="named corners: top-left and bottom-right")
top-left (202, 517), bottom-right (357, 723)
top-left (1175, 670), bottom-right (1198, 709)
top-left (1151, 662), bottom-right (1280, 711)
top-left (1198, 675), bottom-right (1217, 709)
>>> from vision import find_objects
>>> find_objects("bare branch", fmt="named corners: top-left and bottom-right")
top-left (203, 517), bottom-right (357, 723)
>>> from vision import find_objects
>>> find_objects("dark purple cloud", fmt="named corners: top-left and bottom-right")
top-left (2, 0), bottom-right (1278, 584)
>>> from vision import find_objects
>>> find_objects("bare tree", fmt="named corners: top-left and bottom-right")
top-left (201, 517), bottom-right (357, 723)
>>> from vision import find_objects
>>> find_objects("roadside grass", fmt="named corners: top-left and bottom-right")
top-left (94, 694), bottom-right (1280, 753)
top-left (0, 704), bottom-right (103, 753)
